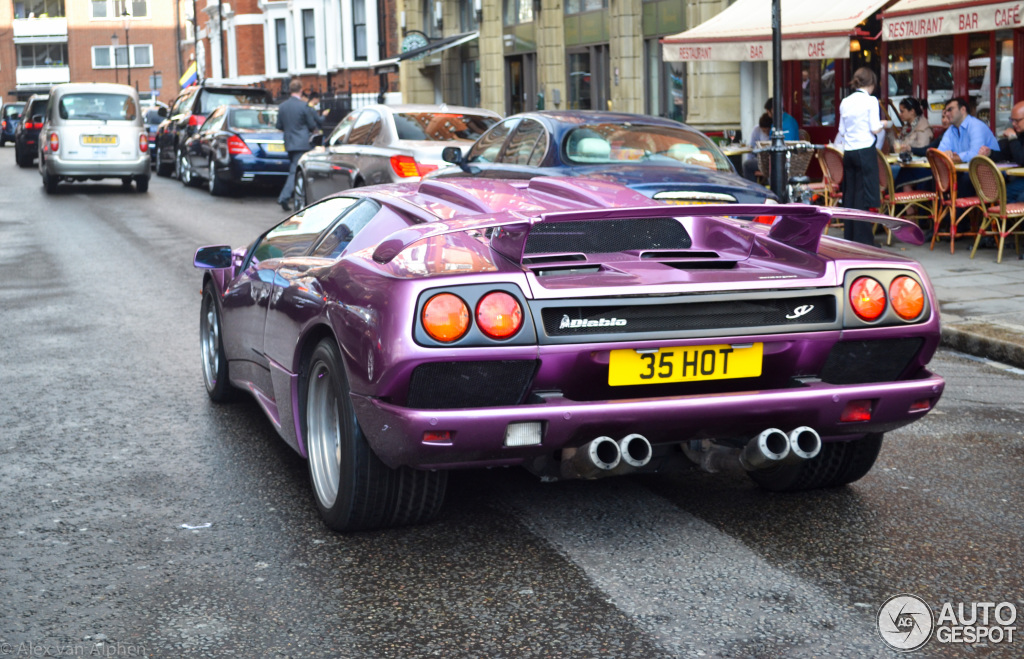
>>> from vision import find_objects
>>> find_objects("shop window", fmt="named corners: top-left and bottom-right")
top-left (568, 52), bottom-right (591, 110)
top-left (565, 0), bottom-right (606, 14)
top-left (801, 60), bottom-right (837, 127)
top-left (502, 0), bottom-right (532, 27)
top-left (645, 37), bottom-right (685, 122)
top-left (460, 0), bottom-right (478, 31)
top-left (924, 36), bottom-right (954, 125)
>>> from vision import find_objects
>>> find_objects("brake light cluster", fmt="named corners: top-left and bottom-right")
top-left (227, 134), bottom-right (252, 155)
top-left (188, 114), bottom-right (206, 127)
top-left (422, 292), bottom-right (524, 342)
top-left (849, 275), bottom-right (924, 322)
top-left (25, 121), bottom-right (44, 130)
top-left (138, 133), bottom-right (148, 153)
top-left (48, 132), bottom-right (59, 152)
top-left (390, 155), bottom-right (438, 178)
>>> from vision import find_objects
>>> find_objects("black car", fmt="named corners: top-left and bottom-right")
top-left (13, 94), bottom-right (48, 167)
top-left (179, 104), bottom-right (289, 196)
top-left (154, 84), bottom-right (272, 178)
top-left (1, 101), bottom-right (25, 146)
top-left (142, 102), bottom-right (169, 166)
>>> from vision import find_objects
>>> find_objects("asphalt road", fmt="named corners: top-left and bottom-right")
top-left (1, 161), bottom-right (1022, 658)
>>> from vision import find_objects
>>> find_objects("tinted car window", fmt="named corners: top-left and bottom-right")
top-left (393, 113), bottom-right (498, 141)
top-left (500, 119), bottom-right (547, 166)
top-left (26, 99), bottom-right (48, 122)
top-left (58, 93), bottom-right (137, 121)
top-left (229, 108), bottom-right (278, 130)
top-left (196, 89), bottom-right (272, 115)
top-left (329, 113), bottom-right (357, 146)
top-left (4, 104), bottom-right (25, 118)
top-left (172, 89), bottom-right (195, 116)
top-left (200, 109), bottom-right (226, 134)
top-left (311, 199), bottom-right (381, 258)
top-left (564, 123), bottom-right (732, 172)
top-left (466, 119), bottom-right (517, 163)
top-left (251, 197), bottom-right (361, 262)
top-left (348, 110), bottom-right (382, 145)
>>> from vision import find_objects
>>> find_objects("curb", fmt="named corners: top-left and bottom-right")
top-left (941, 324), bottom-right (1024, 371)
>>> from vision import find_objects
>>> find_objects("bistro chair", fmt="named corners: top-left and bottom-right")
top-left (876, 148), bottom-right (936, 244)
top-left (816, 145), bottom-right (844, 234)
top-left (968, 155), bottom-right (1024, 263)
top-left (927, 148), bottom-right (982, 253)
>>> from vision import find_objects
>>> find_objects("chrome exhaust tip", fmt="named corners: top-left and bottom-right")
top-left (739, 428), bottom-right (791, 471)
top-left (783, 426), bottom-right (822, 464)
top-left (618, 434), bottom-right (652, 469)
top-left (563, 436), bottom-right (621, 479)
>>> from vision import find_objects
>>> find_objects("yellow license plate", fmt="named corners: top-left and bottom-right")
top-left (608, 343), bottom-right (763, 386)
top-left (82, 135), bottom-right (117, 145)
top-left (266, 143), bottom-right (285, 152)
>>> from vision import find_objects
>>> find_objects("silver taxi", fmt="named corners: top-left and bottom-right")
top-left (38, 83), bottom-right (150, 194)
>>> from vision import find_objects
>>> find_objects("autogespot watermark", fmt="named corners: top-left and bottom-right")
top-left (877, 594), bottom-right (1018, 652)
top-left (0, 641), bottom-right (148, 657)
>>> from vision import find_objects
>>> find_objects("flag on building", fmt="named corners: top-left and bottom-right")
top-left (180, 61), bottom-right (198, 89)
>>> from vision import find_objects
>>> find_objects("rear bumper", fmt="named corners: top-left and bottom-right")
top-left (351, 370), bottom-right (945, 469)
top-left (45, 153), bottom-right (150, 177)
top-left (226, 156), bottom-right (289, 183)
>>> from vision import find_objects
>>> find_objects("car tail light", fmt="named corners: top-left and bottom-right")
top-left (48, 132), bottom-right (59, 152)
top-left (475, 292), bottom-right (523, 339)
top-left (390, 154), bottom-right (438, 178)
top-left (227, 134), bottom-right (252, 155)
top-left (840, 399), bottom-right (873, 422)
top-left (138, 133), bottom-right (148, 153)
top-left (909, 398), bottom-right (932, 412)
top-left (28, 122), bottom-right (43, 130)
top-left (849, 276), bottom-right (886, 321)
top-left (188, 114), bottom-right (206, 127)
top-left (422, 431), bottom-right (452, 444)
top-left (889, 276), bottom-right (924, 320)
top-left (422, 293), bottom-right (470, 342)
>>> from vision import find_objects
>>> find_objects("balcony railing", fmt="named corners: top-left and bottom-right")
top-left (12, 17), bottom-right (68, 42)
top-left (16, 66), bottom-right (71, 86)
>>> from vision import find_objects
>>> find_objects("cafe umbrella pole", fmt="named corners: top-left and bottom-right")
top-left (770, 0), bottom-right (788, 202)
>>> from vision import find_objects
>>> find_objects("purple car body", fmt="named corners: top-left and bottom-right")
top-left (195, 176), bottom-right (944, 531)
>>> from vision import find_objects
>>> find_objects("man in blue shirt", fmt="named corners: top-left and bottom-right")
top-left (938, 97), bottom-right (1000, 163)
top-left (764, 98), bottom-right (799, 140)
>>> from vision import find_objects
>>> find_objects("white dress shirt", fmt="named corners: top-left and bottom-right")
top-left (837, 89), bottom-right (883, 150)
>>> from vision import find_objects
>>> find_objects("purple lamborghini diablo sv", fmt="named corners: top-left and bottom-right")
top-left (194, 176), bottom-right (944, 531)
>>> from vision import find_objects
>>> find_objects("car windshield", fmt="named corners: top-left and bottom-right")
top-left (58, 93), bottom-right (136, 121)
top-left (564, 123), bottom-right (731, 171)
top-left (197, 90), bottom-right (272, 115)
top-left (230, 108), bottom-right (278, 130)
top-left (393, 112), bottom-right (498, 141)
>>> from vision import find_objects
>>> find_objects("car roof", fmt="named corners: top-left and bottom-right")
top-left (226, 104), bottom-right (278, 111)
top-left (507, 110), bottom-right (699, 130)
top-left (50, 82), bottom-right (139, 99)
top-left (355, 104), bottom-right (501, 117)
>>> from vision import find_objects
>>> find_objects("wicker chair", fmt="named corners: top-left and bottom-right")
top-left (876, 149), bottom-right (936, 244)
top-left (755, 141), bottom-right (816, 182)
top-left (927, 148), bottom-right (982, 254)
top-left (968, 155), bottom-right (1024, 263)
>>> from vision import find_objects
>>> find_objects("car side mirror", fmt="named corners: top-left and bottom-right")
top-left (194, 245), bottom-right (233, 269)
top-left (442, 146), bottom-right (464, 165)
top-left (309, 133), bottom-right (324, 147)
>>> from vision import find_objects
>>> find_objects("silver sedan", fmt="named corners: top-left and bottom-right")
top-left (292, 103), bottom-right (500, 209)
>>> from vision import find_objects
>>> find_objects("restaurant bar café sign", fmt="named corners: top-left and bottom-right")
top-left (884, 1), bottom-right (1023, 41)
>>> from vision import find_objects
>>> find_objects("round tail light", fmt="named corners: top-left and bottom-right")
top-left (48, 132), bottom-right (59, 152)
top-left (889, 276), bottom-right (924, 320)
top-left (422, 293), bottom-right (470, 342)
top-left (476, 292), bottom-right (523, 339)
top-left (849, 276), bottom-right (886, 321)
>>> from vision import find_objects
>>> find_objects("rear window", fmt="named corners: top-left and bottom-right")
top-left (229, 108), bottom-right (278, 130)
top-left (58, 93), bottom-right (136, 121)
top-left (393, 113), bottom-right (498, 141)
top-left (4, 104), bottom-right (24, 118)
top-left (197, 89), bottom-right (272, 115)
top-left (26, 100), bottom-right (48, 120)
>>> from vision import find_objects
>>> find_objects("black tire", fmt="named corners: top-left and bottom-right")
top-left (292, 169), bottom-right (307, 210)
top-left (177, 149), bottom-right (195, 187)
top-left (16, 146), bottom-right (32, 168)
top-left (136, 175), bottom-right (150, 193)
top-left (155, 144), bottom-right (173, 177)
top-left (303, 338), bottom-right (447, 531)
top-left (747, 432), bottom-right (884, 492)
top-left (208, 160), bottom-right (229, 196)
top-left (42, 169), bottom-right (58, 194)
top-left (199, 281), bottom-right (237, 402)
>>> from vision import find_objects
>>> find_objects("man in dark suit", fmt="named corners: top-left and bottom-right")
top-left (276, 80), bottom-right (324, 211)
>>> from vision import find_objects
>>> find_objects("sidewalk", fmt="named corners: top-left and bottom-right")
top-left (880, 237), bottom-right (1024, 368)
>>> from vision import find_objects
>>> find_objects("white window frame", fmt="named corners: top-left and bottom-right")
top-left (90, 0), bottom-right (150, 20)
top-left (91, 44), bottom-right (154, 69)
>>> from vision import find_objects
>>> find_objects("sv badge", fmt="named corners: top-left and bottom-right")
top-left (786, 304), bottom-right (814, 320)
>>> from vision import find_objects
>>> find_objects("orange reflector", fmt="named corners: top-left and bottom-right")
top-left (753, 215), bottom-right (777, 225)
top-left (849, 276), bottom-right (886, 321)
top-left (909, 398), bottom-right (932, 412)
top-left (422, 293), bottom-right (470, 342)
top-left (476, 291), bottom-right (523, 339)
top-left (423, 431), bottom-right (452, 443)
top-left (840, 399), bottom-right (873, 422)
top-left (889, 276), bottom-right (924, 320)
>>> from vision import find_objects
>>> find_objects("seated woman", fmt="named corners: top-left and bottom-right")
top-left (742, 113), bottom-right (773, 182)
top-left (893, 98), bottom-right (934, 190)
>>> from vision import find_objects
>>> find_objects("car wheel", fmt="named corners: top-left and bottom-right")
top-left (136, 175), bottom-right (150, 193)
top-left (42, 169), bottom-right (57, 194)
top-left (200, 281), bottom-right (236, 403)
top-left (208, 160), bottom-right (229, 196)
top-left (303, 338), bottom-right (447, 532)
top-left (292, 169), bottom-right (307, 210)
top-left (747, 432), bottom-right (884, 492)
top-left (155, 144), bottom-right (173, 177)
top-left (16, 146), bottom-right (31, 168)
top-left (177, 150), bottom-right (194, 187)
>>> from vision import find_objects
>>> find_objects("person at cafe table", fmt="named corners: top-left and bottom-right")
top-left (937, 97), bottom-right (1000, 163)
top-left (998, 100), bottom-right (1024, 203)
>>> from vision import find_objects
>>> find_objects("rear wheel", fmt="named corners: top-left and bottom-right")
top-left (200, 281), bottom-right (236, 402)
top-left (177, 150), bottom-right (194, 187)
top-left (303, 338), bottom-right (447, 531)
top-left (136, 175), bottom-right (150, 193)
top-left (208, 160), bottom-right (229, 196)
top-left (748, 432), bottom-right (884, 492)
top-left (15, 145), bottom-right (32, 168)
top-left (42, 169), bottom-right (58, 194)
top-left (155, 144), bottom-right (173, 177)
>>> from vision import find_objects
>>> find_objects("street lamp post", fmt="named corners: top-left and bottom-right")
top-left (111, 33), bottom-right (119, 84)
top-left (122, 12), bottom-right (132, 88)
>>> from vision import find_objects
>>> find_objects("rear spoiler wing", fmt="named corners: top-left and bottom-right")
top-left (370, 203), bottom-right (924, 265)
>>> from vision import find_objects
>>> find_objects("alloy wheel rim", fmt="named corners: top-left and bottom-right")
top-left (307, 361), bottom-right (341, 508)
top-left (200, 292), bottom-right (220, 391)
top-left (209, 161), bottom-right (216, 193)
top-left (179, 153), bottom-right (190, 184)
top-left (294, 174), bottom-right (305, 210)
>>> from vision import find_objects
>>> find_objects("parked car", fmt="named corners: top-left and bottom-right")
top-left (193, 176), bottom-right (944, 531)
top-left (141, 100), bottom-right (169, 166)
top-left (179, 104), bottom-right (289, 196)
top-left (37, 83), bottom-right (150, 194)
top-left (154, 83), bottom-right (273, 178)
top-left (291, 103), bottom-right (500, 209)
top-left (1, 101), bottom-right (26, 146)
top-left (431, 110), bottom-right (776, 204)
top-left (13, 94), bottom-right (48, 167)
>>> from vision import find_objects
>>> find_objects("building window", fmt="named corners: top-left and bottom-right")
top-left (90, 44), bottom-right (153, 69)
top-left (302, 8), bottom-right (316, 68)
top-left (460, 0), bottom-right (478, 31)
top-left (565, 0), bottom-right (606, 14)
top-left (16, 43), bottom-right (67, 67)
top-left (275, 18), bottom-right (288, 72)
top-left (502, 0), bottom-right (532, 26)
top-left (353, 0), bottom-right (367, 61)
top-left (423, 0), bottom-right (441, 39)
top-left (90, 1), bottom-right (148, 19)
top-left (14, 1), bottom-right (65, 19)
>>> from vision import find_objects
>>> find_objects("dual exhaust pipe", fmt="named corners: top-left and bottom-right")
top-left (739, 426), bottom-right (822, 471)
top-left (563, 433), bottom-right (653, 480)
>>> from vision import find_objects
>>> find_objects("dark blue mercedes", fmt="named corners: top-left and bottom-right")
top-left (431, 110), bottom-right (776, 205)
